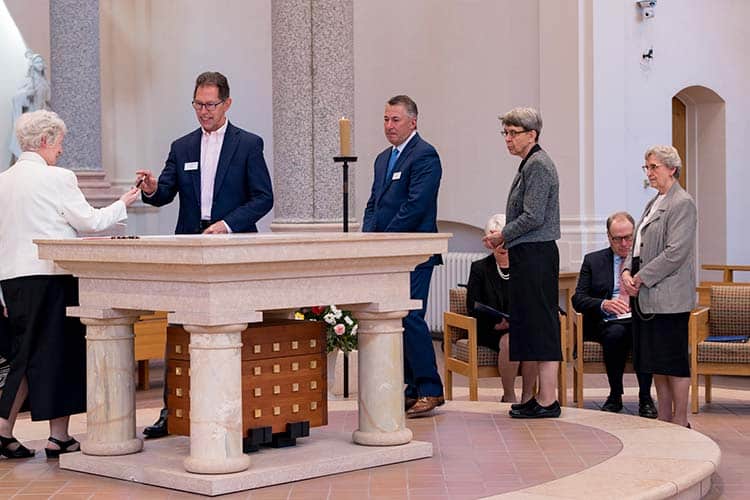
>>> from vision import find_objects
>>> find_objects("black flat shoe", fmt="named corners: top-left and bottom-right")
top-left (639, 397), bottom-right (658, 419)
top-left (0, 435), bottom-right (35, 459)
top-left (45, 436), bottom-right (80, 459)
top-left (510, 397), bottom-right (537, 412)
top-left (143, 408), bottom-right (169, 439)
top-left (601, 395), bottom-right (623, 413)
top-left (510, 399), bottom-right (562, 419)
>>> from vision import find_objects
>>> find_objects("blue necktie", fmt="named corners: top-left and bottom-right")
top-left (384, 148), bottom-right (399, 185)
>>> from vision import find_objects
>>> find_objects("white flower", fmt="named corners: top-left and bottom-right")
top-left (351, 324), bottom-right (358, 336)
top-left (333, 309), bottom-right (342, 319)
top-left (329, 305), bottom-right (339, 313)
top-left (344, 316), bottom-right (353, 326)
top-left (324, 313), bottom-right (336, 325)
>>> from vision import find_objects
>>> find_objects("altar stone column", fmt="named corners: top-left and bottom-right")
top-left (352, 311), bottom-right (413, 446)
top-left (271, 0), bottom-right (356, 232)
top-left (79, 315), bottom-right (143, 456)
top-left (183, 324), bottom-right (250, 474)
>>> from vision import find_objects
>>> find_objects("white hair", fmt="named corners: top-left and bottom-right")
top-left (15, 109), bottom-right (67, 152)
top-left (485, 213), bottom-right (506, 234)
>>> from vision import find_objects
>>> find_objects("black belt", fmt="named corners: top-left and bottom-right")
top-left (199, 220), bottom-right (213, 231)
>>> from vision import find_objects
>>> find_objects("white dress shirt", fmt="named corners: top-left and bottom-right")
top-left (200, 119), bottom-right (228, 224)
top-left (0, 152), bottom-right (127, 303)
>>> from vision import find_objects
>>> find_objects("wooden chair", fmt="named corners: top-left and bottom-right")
top-left (443, 287), bottom-right (567, 404)
top-left (569, 311), bottom-right (635, 408)
top-left (690, 285), bottom-right (750, 413)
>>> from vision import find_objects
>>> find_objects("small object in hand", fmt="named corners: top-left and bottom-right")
top-left (135, 176), bottom-right (145, 188)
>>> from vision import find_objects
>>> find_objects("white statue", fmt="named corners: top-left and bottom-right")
top-left (9, 50), bottom-right (52, 159)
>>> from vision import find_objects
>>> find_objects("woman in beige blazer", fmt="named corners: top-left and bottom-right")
top-left (0, 110), bottom-right (139, 459)
top-left (622, 145), bottom-right (697, 428)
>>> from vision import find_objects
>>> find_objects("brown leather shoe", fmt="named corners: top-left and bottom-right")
top-left (405, 397), bottom-right (418, 411)
top-left (406, 396), bottom-right (445, 418)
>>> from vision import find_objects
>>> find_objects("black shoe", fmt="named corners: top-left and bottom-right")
top-left (510, 400), bottom-right (561, 419)
top-left (0, 435), bottom-right (34, 459)
top-left (510, 398), bottom-right (537, 411)
top-left (143, 408), bottom-right (169, 438)
top-left (639, 397), bottom-right (658, 419)
top-left (45, 437), bottom-right (80, 459)
top-left (601, 395), bottom-right (623, 413)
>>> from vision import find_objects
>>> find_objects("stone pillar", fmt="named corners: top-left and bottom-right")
top-left (79, 315), bottom-right (143, 456)
top-left (271, 0), bottom-right (357, 232)
top-left (182, 324), bottom-right (250, 474)
top-left (49, 0), bottom-right (119, 207)
top-left (352, 311), bottom-right (413, 446)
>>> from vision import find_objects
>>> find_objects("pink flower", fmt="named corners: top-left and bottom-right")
top-left (334, 324), bottom-right (346, 336)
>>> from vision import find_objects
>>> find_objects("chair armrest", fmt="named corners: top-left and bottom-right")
top-left (689, 306), bottom-right (710, 347)
top-left (571, 312), bottom-right (584, 361)
top-left (443, 311), bottom-right (477, 358)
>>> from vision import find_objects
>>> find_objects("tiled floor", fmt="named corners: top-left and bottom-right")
top-left (1, 345), bottom-right (748, 499)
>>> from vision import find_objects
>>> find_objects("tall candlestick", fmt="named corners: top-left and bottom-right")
top-left (339, 117), bottom-right (352, 156)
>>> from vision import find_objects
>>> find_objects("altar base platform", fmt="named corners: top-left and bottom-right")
top-left (60, 430), bottom-right (432, 496)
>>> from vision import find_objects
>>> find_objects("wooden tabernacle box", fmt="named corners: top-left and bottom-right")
top-left (166, 319), bottom-right (327, 445)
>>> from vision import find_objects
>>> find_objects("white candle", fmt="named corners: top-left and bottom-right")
top-left (339, 117), bottom-right (352, 156)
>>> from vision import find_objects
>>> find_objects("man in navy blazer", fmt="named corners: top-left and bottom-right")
top-left (572, 212), bottom-right (656, 417)
top-left (137, 72), bottom-right (273, 235)
top-left (135, 72), bottom-right (273, 438)
top-left (363, 95), bottom-right (444, 417)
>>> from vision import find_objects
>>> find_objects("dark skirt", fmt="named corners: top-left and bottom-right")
top-left (0, 275), bottom-right (86, 421)
top-left (631, 257), bottom-right (690, 377)
top-left (477, 328), bottom-right (507, 352)
top-left (508, 241), bottom-right (561, 361)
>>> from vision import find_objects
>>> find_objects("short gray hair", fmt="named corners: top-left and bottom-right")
top-left (499, 107), bottom-right (542, 142)
top-left (484, 213), bottom-right (506, 234)
top-left (645, 145), bottom-right (682, 179)
top-left (15, 110), bottom-right (67, 152)
top-left (387, 95), bottom-right (418, 118)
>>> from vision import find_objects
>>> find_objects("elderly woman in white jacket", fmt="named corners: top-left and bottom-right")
top-left (0, 110), bottom-right (139, 459)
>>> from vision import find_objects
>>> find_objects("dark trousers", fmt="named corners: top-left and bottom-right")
top-left (403, 265), bottom-right (443, 399)
top-left (591, 321), bottom-right (652, 398)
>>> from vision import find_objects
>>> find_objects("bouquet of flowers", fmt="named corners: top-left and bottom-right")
top-left (295, 305), bottom-right (358, 353)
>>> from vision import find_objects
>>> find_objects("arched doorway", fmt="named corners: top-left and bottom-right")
top-left (672, 86), bottom-right (726, 281)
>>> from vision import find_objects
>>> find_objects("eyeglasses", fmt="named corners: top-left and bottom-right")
top-left (501, 129), bottom-right (529, 138)
top-left (641, 163), bottom-right (664, 173)
top-left (192, 100), bottom-right (225, 111)
top-left (609, 234), bottom-right (634, 244)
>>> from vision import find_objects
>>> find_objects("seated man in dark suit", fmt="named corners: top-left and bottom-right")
top-left (572, 212), bottom-right (656, 418)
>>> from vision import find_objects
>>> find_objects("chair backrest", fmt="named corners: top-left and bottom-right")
top-left (710, 285), bottom-right (750, 336)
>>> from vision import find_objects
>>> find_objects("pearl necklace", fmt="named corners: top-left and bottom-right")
top-left (496, 265), bottom-right (510, 280)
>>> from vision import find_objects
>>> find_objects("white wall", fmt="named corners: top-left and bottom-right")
top-left (591, 0), bottom-right (750, 279)
top-left (353, 0), bottom-right (541, 252)
top-left (100, 0), bottom-right (273, 235)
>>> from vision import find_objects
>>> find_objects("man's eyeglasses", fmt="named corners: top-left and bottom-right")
top-left (641, 164), bottom-right (664, 173)
top-left (501, 129), bottom-right (529, 138)
top-left (609, 234), bottom-right (634, 244)
top-left (192, 100), bottom-right (225, 111)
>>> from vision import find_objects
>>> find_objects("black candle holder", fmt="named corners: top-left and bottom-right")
top-left (333, 155), bottom-right (357, 397)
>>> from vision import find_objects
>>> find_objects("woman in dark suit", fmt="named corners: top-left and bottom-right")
top-left (622, 145), bottom-right (696, 428)
top-left (484, 107), bottom-right (561, 419)
top-left (466, 214), bottom-right (520, 403)
top-left (0, 110), bottom-right (139, 458)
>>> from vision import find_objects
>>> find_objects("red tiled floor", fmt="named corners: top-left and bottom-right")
top-left (3, 350), bottom-right (749, 499)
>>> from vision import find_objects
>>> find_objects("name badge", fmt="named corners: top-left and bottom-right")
top-left (392, 172), bottom-right (402, 180)
top-left (184, 161), bottom-right (198, 171)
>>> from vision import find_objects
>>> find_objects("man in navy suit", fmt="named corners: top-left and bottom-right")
top-left (136, 71), bottom-right (273, 235)
top-left (363, 95), bottom-right (444, 417)
top-left (135, 72), bottom-right (273, 437)
top-left (572, 212), bottom-right (656, 417)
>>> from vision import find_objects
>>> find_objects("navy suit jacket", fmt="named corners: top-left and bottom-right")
top-left (362, 132), bottom-right (442, 266)
top-left (572, 247), bottom-right (619, 339)
top-left (143, 121), bottom-right (273, 234)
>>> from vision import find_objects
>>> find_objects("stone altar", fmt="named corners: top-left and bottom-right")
top-left (34, 232), bottom-right (449, 493)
